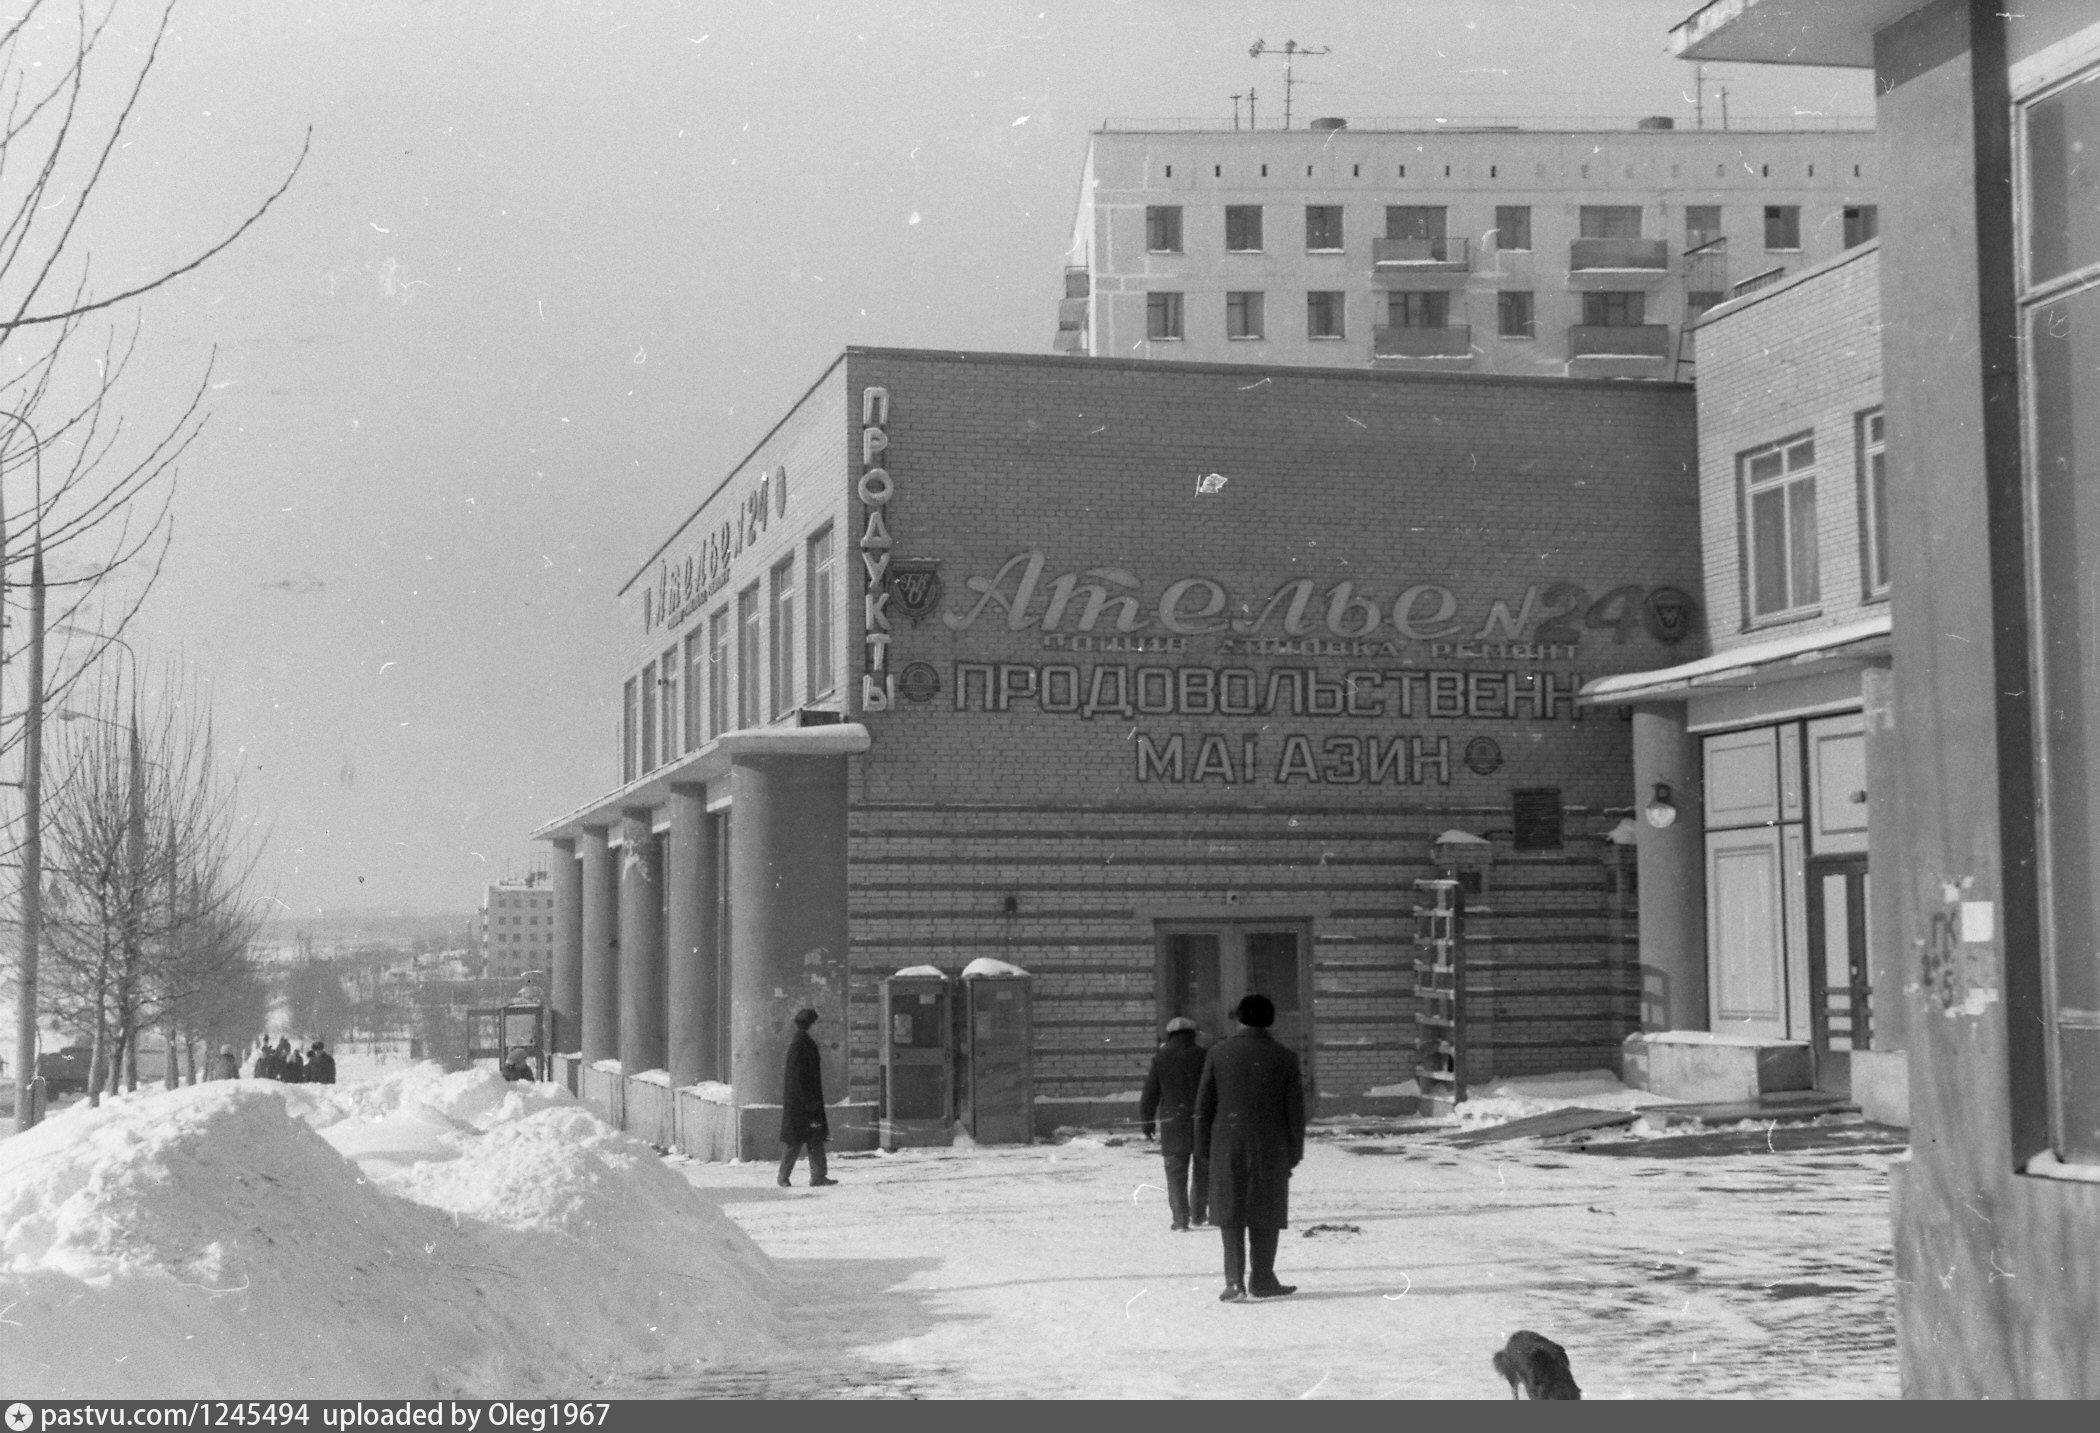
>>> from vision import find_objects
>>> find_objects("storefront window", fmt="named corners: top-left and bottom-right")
top-left (2021, 58), bottom-right (2100, 1164)
top-left (737, 584), bottom-right (761, 730)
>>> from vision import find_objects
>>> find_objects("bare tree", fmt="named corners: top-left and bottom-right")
top-left (0, 1), bottom-right (304, 1124)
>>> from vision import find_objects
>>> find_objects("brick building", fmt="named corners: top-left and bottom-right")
top-left (1058, 119), bottom-right (1878, 380)
top-left (1583, 241), bottom-right (1901, 1120)
top-left (533, 348), bottom-right (1699, 1146)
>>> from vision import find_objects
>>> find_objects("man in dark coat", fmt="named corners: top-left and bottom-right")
top-left (211, 1046), bottom-right (241, 1081)
top-left (253, 1038), bottom-right (280, 1081)
top-left (307, 1041), bottom-right (337, 1085)
top-left (1140, 1016), bottom-right (1209, 1230)
top-left (777, 1007), bottom-right (837, 1188)
top-left (1194, 992), bottom-right (1307, 1302)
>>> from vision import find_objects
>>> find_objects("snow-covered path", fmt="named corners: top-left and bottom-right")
top-left (620, 1120), bottom-right (1902, 1400)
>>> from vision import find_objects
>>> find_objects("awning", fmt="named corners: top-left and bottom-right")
top-left (532, 723), bottom-right (872, 841)
top-left (1579, 612), bottom-right (1890, 706)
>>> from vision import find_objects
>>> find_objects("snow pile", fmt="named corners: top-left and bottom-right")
top-left (1453, 1068), bottom-right (1677, 1128)
top-left (0, 1065), bottom-right (781, 1398)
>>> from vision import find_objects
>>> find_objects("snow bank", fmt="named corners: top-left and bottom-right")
top-left (0, 1065), bottom-right (781, 1398)
top-left (1453, 1068), bottom-right (1676, 1128)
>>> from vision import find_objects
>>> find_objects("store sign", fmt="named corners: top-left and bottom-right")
top-left (642, 467), bottom-right (775, 636)
top-left (941, 550), bottom-right (1695, 650)
top-left (859, 387), bottom-right (898, 712)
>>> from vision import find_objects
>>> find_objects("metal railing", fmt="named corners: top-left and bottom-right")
top-left (1568, 323), bottom-right (1673, 359)
top-left (1371, 235), bottom-right (1472, 269)
top-left (1097, 114), bottom-right (1874, 134)
top-left (1570, 236), bottom-right (1670, 271)
top-left (1729, 266), bottom-right (1788, 298)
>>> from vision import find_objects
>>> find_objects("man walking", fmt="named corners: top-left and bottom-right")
top-left (777, 1007), bottom-right (837, 1188)
top-left (1140, 1016), bottom-right (1209, 1230)
top-left (1194, 993), bottom-right (1307, 1302)
top-left (306, 1040), bottom-right (336, 1085)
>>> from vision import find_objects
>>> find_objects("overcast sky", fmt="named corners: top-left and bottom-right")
top-left (7, 0), bottom-right (1873, 919)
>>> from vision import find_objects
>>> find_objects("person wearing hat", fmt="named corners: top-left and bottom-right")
top-left (211, 1046), bottom-right (241, 1081)
top-left (1140, 1015), bottom-right (1210, 1231)
top-left (306, 1040), bottom-right (337, 1085)
top-left (1194, 993), bottom-right (1307, 1302)
top-left (777, 1007), bottom-right (837, 1188)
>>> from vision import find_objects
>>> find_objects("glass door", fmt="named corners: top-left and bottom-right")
top-left (1157, 922), bottom-right (1315, 1087)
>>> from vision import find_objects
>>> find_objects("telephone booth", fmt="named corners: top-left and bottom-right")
top-left (469, 1000), bottom-right (550, 1081)
top-left (879, 968), bottom-right (954, 1150)
top-left (958, 959), bottom-right (1033, 1145)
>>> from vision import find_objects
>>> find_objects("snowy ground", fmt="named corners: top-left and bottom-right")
top-left (1, 1061), bottom-right (1903, 1400)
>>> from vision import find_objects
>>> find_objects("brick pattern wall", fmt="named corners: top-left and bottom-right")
top-left (830, 349), bottom-right (1695, 1099)
top-left (1693, 244), bottom-right (1885, 650)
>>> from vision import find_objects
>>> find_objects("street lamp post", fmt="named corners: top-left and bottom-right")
top-left (5, 410), bottom-right (49, 1132)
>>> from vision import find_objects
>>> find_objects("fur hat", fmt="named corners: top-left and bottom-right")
top-left (793, 1007), bottom-right (819, 1028)
top-left (1164, 1016), bottom-right (1197, 1034)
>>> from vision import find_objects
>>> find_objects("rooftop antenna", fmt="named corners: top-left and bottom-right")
top-left (1230, 91), bottom-right (1244, 131)
top-left (1249, 38), bottom-right (1330, 130)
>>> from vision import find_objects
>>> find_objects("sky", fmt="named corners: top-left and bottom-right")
top-left (0, 0), bottom-right (1875, 919)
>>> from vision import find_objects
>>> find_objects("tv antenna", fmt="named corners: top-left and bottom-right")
top-left (1248, 39), bottom-right (1330, 130)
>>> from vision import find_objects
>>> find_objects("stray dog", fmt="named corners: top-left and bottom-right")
top-left (1492, 1331), bottom-right (1582, 1399)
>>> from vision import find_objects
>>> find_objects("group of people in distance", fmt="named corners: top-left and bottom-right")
top-left (223, 1034), bottom-right (336, 1084)
top-left (1140, 992), bottom-right (1307, 1303)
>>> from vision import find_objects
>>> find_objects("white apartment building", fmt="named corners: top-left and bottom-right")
top-left (477, 874), bottom-right (554, 984)
top-left (1057, 117), bottom-right (1878, 380)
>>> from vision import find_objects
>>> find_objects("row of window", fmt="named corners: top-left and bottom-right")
top-left (1738, 410), bottom-right (1888, 624)
top-left (1143, 203), bottom-right (1878, 255)
top-left (1154, 160), bottom-right (1869, 185)
top-left (620, 524), bottom-right (840, 782)
top-left (1147, 288), bottom-right (1665, 341)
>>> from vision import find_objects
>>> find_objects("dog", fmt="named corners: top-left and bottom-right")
top-left (1492, 1330), bottom-right (1582, 1399)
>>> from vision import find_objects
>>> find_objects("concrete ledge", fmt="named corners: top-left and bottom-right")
top-left (1034, 1097), bottom-right (1137, 1139)
top-left (1624, 1030), bottom-right (1812, 1103)
top-left (1850, 1048), bottom-right (1909, 1128)
top-left (1316, 1092), bottom-right (1423, 1119)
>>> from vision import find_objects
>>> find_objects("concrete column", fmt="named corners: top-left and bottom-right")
top-left (726, 755), bottom-right (851, 1108)
top-left (549, 837), bottom-right (582, 1054)
top-left (665, 783), bottom-right (714, 1088)
top-left (1861, 665), bottom-right (1906, 1052)
top-left (617, 807), bottom-right (667, 1074)
top-left (1633, 702), bottom-right (1708, 1031)
top-left (579, 824), bottom-right (618, 1063)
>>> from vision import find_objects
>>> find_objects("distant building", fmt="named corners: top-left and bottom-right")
top-left (476, 875), bottom-right (553, 984)
top-left (1058, 117), bottom-right (1877, 382)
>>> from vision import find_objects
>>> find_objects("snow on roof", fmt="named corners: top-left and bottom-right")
top-left (961, 956), bottom-right (1030, 978)
top-left (0, 1065), bottom-right (782, 1397)
top-left (891, 964), bottom-right (946, 978)
top-left (1433, 829), bottom-right (1492, 845)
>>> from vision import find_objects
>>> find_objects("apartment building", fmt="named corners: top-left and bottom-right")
top-left (477, 874), bottom-right (554, 984)
top-left (1057, 117), bottom-right (1878, 380)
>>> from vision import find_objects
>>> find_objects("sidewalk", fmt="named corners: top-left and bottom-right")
top-left (620, 1114), bottom-right (1905, 1399)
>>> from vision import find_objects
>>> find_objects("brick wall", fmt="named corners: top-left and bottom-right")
top-left (1692, 243), bottom-right (1885, 650)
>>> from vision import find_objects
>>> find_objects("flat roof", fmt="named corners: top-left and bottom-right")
top-left (1672, 0), bottom-right (1919, 67)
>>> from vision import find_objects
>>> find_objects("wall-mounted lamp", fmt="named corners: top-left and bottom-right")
top-left (1644, 782), bottom-right (1679, 829)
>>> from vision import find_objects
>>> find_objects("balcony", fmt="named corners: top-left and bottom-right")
top-left (1569, 236), bottom-right (1671, 286)
top-left (1373, 323), bottom-right (1474, 361)
top-left (1371, 235), bottom-right (1471, 277)
top-left (1064, 266), bottom-right (1090, 299)
top-left (1057, 297), bottom-right (1088, 329)
top-left (1683, 236), bottom-right (1729, 294)
top-left (1568, 323), bottom-right (1672, 360)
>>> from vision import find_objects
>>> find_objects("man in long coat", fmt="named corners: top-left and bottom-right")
top-left (1194, 992), bottom-right (1307, 1301)
top-left (777, 1007), bottom-right (837, 1188)
top-left (1140, 1016), bottom-right (1209, 1230)
top-left (306, 1041), bottom-right (337, 1085)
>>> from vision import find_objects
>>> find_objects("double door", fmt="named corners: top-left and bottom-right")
top-left (1157, 922), bottom-right (1314, 1084)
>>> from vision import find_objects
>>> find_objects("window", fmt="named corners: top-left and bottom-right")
top-left (737, 585), bottom-right (761, 729)
top-left (1764, 205), bottom-right (1802, 251)
top-left (807, 526), bottom-right (837, 697)
top-left (1145, 205), bottom-right (1183, 253)
top-left (769, 558), bottom-right (795, 719)
top-left (1687, 290), bottom-right (1725, 322)
top-left (1306, 291), bottom-right (1345, 339)
top-left (639, 661), bottom-right (658, 771)
top-left (1493, 205), bottom-right (1531, 251)
top-left (1226, 290), bottom-right (1265, 339)
top-left (660, 645), bottom-right (680, 760)
top-left (1386, 206), bottom-right (1446, 241)
top-left (1388, 291), bottom-right (1448, 328)
top-left (621, 677), bottom-right (637, 782)
top-left (1579, 205), bottom-right (1643, 239)
top-left (1305, 205), bottom-right (1343, 251)
top-left (2019, 58), bottom-right (2100, 1163)
top-left (1685, 204), bottom-right (1723, 249)
top-left (1860, 411), bottom-right (1889, 598)
top-left (1582, 291), bottom-right (1645, 326)
top-left (684, 630), bottom-right (706, 749)
top-left (1225, 205), bottom-right (1263, 251)
top-left (1742, 435), bottom-right (1819, 620)
top-left (708, 607), bottom-right (730, 738)
top-left (1497, 290), bottom-right (1535, 339)
top-left (1146, 291), bottom-right (1184, 340)
top-left (1843, 204), bottom-right (1879, 248)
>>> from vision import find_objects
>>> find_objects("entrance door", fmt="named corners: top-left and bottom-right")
top-left (1158, 922), bottom-right (1314, 1089)
top-left (1707, 826), bottom-right (1789, 1036)
top-left (1806, 859), bottom-right (1872, 1090)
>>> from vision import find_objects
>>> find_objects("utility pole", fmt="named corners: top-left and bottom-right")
top-left (1695, 62), bottom-right (1706, 130)
top-left (1249, 39), bottom-right (1330, 131)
